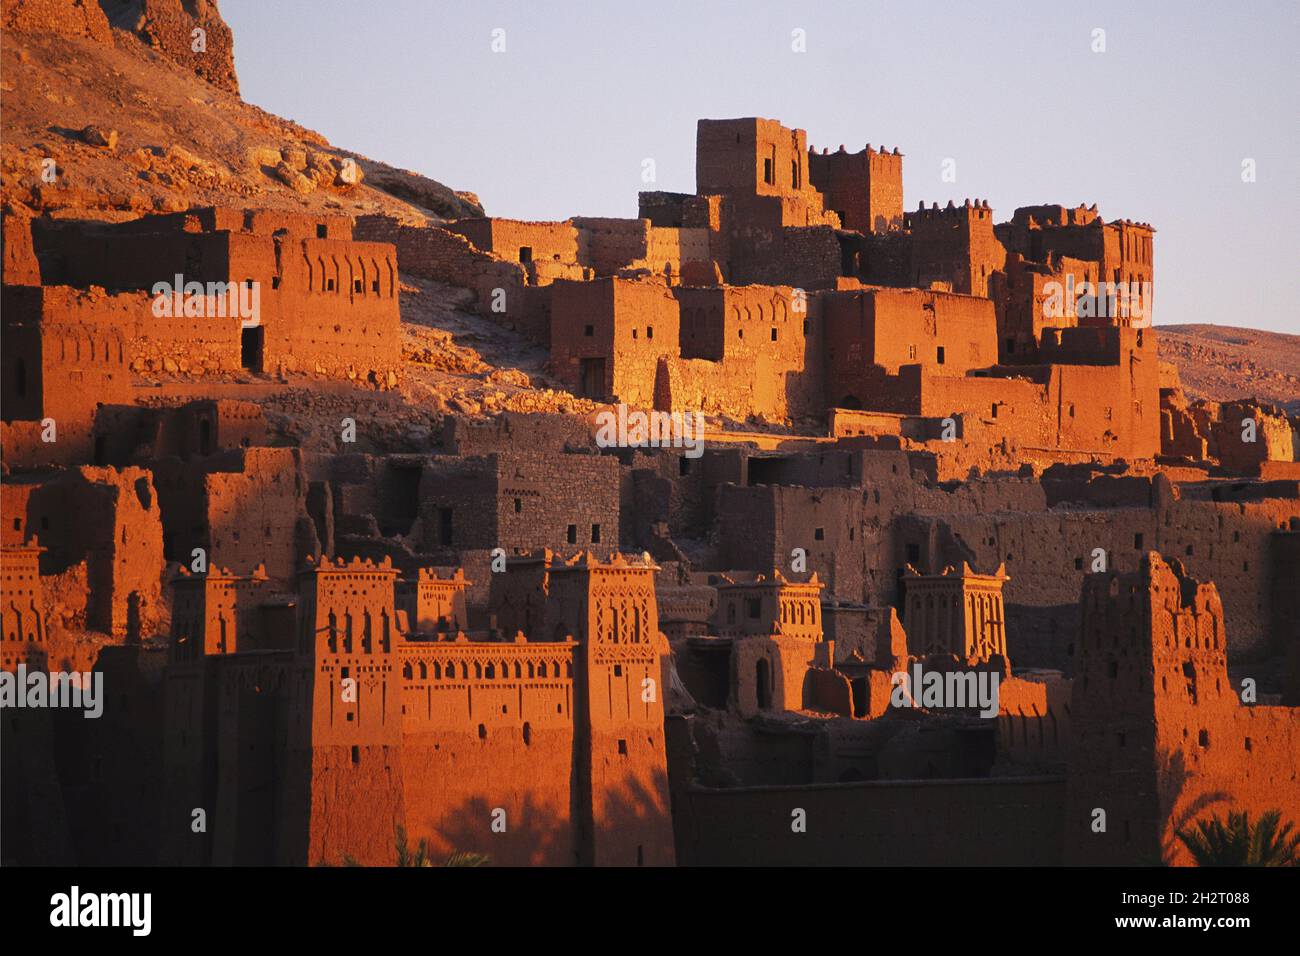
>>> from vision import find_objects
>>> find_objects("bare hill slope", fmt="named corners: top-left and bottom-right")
top-left (1159, 324), bottom-right (1300, 412)
top-left (0, 0), bottom-right (481, 222)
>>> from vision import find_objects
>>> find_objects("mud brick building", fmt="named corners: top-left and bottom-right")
top-left (2, 110), bottom-right (1297, 869)
top-left (1066, 554), bottom-right (1299, 865)
top-left (1, 206), bottom-right (401, 465)
top-left (417, 452), bottom-right (621, 560)
top-left (902, 562), bottom-right (1009, 660)
top-left (159, 551), bottom-right (674, 866)
top-left (807, 142), bottom-right (904, 235)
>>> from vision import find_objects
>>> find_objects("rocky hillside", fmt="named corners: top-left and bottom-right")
top-left (0, 0), bottom-right (481, 222)
top-left (1159, 324), bottom-right (1300, 412)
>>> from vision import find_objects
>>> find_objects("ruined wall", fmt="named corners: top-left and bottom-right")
top-left (353, 216), bottom-right (534, 337)
top-left (15, 466), bottom-right (164, 636)
top-left (102, 0), bottom-right (240, 94)
top-left (1, 0), bottom-right (114, 42)
top-left (444, 217), bottom-right (580, 270)
top-left (155, 447), bottom-right (316, 585)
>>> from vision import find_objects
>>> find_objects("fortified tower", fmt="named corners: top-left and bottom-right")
top-left (902, 562), bottom-right (1009, 661)
top-left (808, 143), bottom-right (904, 234)
top-left (545, 552), bottom-right (675, 866)
top-left (0, 539), bottom-right (46, 669)
top-left (906, 199), bottom-right (1006, 297)
top-left (1066, 553), bottom-right (1236, 865)
top-left (293, 555), bottom-right (405, 865)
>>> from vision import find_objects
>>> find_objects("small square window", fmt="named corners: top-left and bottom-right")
top-left (584, 324), bottom-right (594, 337)
top-left (617, 739), bottom-right (628, 755)
top-left (591, 524), bottom-right (601, 543)
top-left (514, 498), bottom-right (522, 513)
top-left (567, 524), bottom-right (577, 544)
top-left (316, 224), bottom-right (327, 239)
top-left (814, 528), bottom-right (825, 541)
top-left (647, 327), bottom-right (654, 339)
top-left (353, 279), bottom-right (362, 293)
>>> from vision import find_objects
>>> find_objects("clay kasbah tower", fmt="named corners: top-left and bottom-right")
top-left (1, 0), bottom-right (1296, 942)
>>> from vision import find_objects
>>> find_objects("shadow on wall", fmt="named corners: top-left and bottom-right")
top-left (1158, 747), bottom-right (1231, 867)
top-left (409, 769), bottom-right (675, 867)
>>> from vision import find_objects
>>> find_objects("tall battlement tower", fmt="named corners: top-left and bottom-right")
top-left (808, 143), bottom-right (904, 233)
top-left (906, 199), bottom-right (1007, 296)
top-left (1066, 553), bottom-right (1237, 864)
top-left (696, 117), bottom-right (814, 200)
top-left (293, 554), bottom-right (405, 865)
top-left (545, 551), bottom-right (675, 866)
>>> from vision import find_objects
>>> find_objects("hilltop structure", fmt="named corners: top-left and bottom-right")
top-left (2, 115), bottom-right (1297, 867)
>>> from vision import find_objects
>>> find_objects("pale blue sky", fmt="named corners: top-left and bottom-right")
top-left (225, 1), bottom-right (1297, 333)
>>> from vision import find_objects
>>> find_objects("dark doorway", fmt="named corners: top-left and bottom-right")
top-left (381, 465), bottom-right (423, 536)
top-left (126, 591), bottom-right (142, 643)
top-left (756, 659), bottom-right (772, 710)
top-left (241, 326), bottom-right (264, 373)
top-left (580, 357), bottom-right (606, 399)
top-left (851, 677), bottom-right (868, 717)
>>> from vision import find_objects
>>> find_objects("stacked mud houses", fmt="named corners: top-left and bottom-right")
top-left (3, 117), bottom-right (1297, 866)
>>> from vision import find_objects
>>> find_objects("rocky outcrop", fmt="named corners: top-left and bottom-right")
top-left (100, 0), bottom-right (240, 94)
top-left (0, 0), bottom-right (114, 42)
